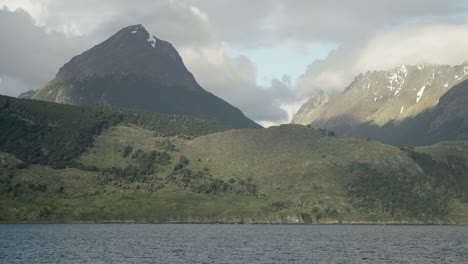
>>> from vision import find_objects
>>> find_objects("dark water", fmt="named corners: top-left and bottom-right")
top-left (0, 224), bottom-right (467, 263)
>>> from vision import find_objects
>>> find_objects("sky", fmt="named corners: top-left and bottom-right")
top-left (1, 0), bottom-right (468, 127)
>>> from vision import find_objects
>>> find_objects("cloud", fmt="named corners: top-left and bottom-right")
top-left (297, 23), bottom-right (468, 96)
top-left (179, 42), bottom-right (299, 123)
top-left (86, 1), bottom-right (216, 47)
top-left (0, 0), bottom-right (216, 42)
top-left (0, 8), bottom-right (91, 96)
top-left (8, 0), bottom-right (466, 46)
top-left (191, 0), bottom-right (466, 47)
top-left (0, 75), bottom-right (32, 97)
top-left (268, 0), bottom-right (465, 40)
top-left (354, 24), bottom-right (468, 70)
top-left (0, 0), bottom-right (49, 25)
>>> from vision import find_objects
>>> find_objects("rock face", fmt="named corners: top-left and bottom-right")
top-left (293, 64), bottom-right (468, 145)
top-left (291, 89), bottom-right (328, 124)
top-left (33, 25), bottom-right (261, 129)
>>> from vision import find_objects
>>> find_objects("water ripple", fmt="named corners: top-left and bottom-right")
top-left (0, 224), bottom-right (467, 263)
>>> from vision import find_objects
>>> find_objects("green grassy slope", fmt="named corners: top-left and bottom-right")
top-left (182, 125), bottom-right (468, 223)
top-left (1, 96), bottom-right (467, 224)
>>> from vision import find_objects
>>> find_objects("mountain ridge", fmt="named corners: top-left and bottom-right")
top-left (293, 63), bottom-right (468, 145)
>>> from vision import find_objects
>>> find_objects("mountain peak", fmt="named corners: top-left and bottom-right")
top-left (113, 24), bottom-right (159, 48)
top-left (33, 25), bottom-right (261, 129)
top-left (54, 24), bottom-right (197, 90)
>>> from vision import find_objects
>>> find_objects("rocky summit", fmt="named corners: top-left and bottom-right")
top-left (33, 25), bottom-right (261, 129)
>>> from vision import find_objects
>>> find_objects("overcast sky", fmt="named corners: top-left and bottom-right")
top-left (1, 0), bottom-right (468, 126)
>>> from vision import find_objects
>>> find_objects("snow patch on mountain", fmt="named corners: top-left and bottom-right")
top-left (293, 63), bottom-right (468, 127)
top-left (130, 25), bottom-right (141, 34)
top-left (401, 64), bottom-right (407, 74)
top-left (388, 65), bottom-right (407, 96)
top-left (147, 35), bottom-right (157, 48)
top-left (416, 86), bottom-right (426, 103)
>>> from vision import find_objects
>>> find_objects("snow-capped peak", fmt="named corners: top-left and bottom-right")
top-left (127, 24), bottom-right (157, 48)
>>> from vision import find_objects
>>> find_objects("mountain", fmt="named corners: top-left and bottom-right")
top-left (32, 24), bottom-right (260, 129)
top-left (1, 95), bottom-right (467, 224)
top-left (17, 90), bottom-right (37, 99)
top-left (293, 63), bottom-right (468, 145)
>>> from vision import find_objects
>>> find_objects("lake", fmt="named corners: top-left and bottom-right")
top-left (0, 224), bottom-right (467, 263)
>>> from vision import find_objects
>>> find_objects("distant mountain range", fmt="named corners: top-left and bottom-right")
top-left (293, 63), bottom-right (468, 145)
top-left (32, 25), bottom-right (260, 129)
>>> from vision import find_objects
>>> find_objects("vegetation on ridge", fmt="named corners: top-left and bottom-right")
top-left (0, 95), bottom-right (467, 224)
top-left (0, 95), bottom-right (230, 167)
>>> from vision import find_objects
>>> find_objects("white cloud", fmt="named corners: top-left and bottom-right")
top-left (0, 0), bottom-right (49, 25)
top-left (298, 23), bottom-right (468, 97)
top-left (354, 24), bottom-right (468, 71)
top-left (180, 42), bottom-right (299, 123)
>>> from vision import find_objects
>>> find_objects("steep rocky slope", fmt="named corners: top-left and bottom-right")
top-left (293, 64), bottom-right (468, 145)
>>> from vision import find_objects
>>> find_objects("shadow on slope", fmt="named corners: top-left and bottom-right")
top-left (310, 80), bottom-right (468, 146)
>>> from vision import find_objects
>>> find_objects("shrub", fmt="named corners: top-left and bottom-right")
top-left (122, 145), bottom-right (133, 158)
top-left (179, 156), bottom-right (189, 165)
